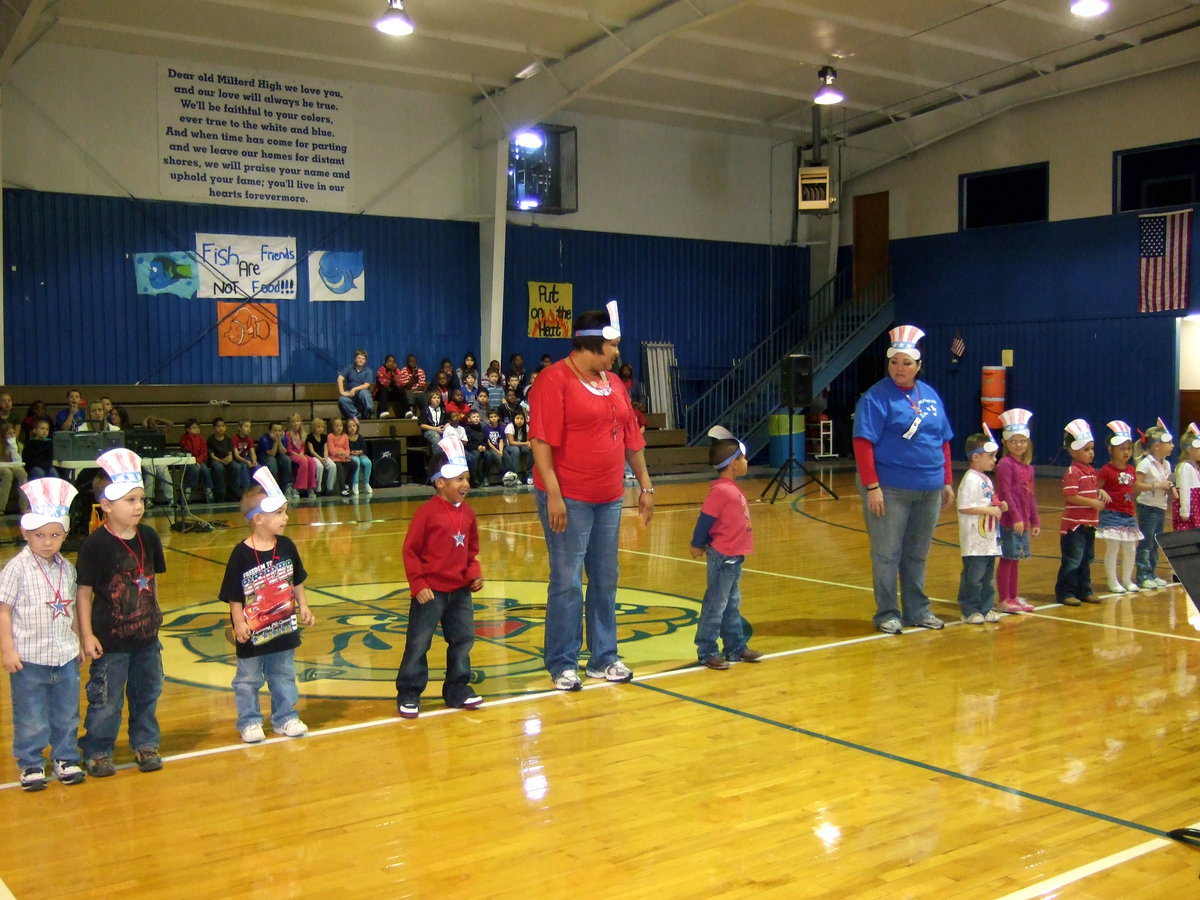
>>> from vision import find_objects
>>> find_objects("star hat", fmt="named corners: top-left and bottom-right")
top-left (20, 477), bottom-right (78, 531)
top-left (95, 447), bottom-right (144, 501)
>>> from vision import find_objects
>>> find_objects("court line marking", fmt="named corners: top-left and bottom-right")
top-left (993, 834), bottom-right (1181, 899)
top-left (633, 680), bottom-right (1172, 840)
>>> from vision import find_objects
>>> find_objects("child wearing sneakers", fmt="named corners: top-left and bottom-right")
top-left (219, 468), bottom-right (315, 742)
top-left (956, 429), bottom-right (1007, 624)
top-left (994, 408), bottom-right (1040, 614)
top-left (1134, 420), bottom-right (1176, 589)
top-left (395, 435), bottom-right (484, 719)
top-left (77, 449), bottom-right (168, 777)
top-left (689, 427), bottom-right (762, 669)
top-left (345, 417), bottom-right (372, 495)
top-left (1055, 419), bottom-right (1109, 607)
top-left (1097, 420), bottom-right (1142, 595)
top-left (0, 478), bottom-right (85, 790)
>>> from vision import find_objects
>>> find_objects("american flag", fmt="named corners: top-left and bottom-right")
top-left (950, 329), bottom-right (965, 362)
top-left (1139, 209), bottom-right (1192, 313)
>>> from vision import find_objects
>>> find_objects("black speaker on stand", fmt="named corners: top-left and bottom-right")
top-left (367, 438), bottom-right (403, 488)
top-left (761, 353), bottom-right (838, 504)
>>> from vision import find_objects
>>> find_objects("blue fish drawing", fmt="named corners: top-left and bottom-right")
top-left (317, 251), bottom-right (364, 295)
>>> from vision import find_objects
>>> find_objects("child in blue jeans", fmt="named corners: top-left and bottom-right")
top-left (689, 427), bottom-right (762, 670)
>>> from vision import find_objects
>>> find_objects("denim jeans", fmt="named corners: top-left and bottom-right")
top-left (210, 459), bottom-right (249, 500)
top-left (858, 482), bottom-right (942, 626)
top-left (183, 463), bottom-right (213, 493)
top-left (233, 650), bottom-right (300, 730)
top-left (1055, 526), bottom-right (1095, 601)
top-left (263, 452), bottom-right (293, 488)
top-left (10, 661), bottom-right (81, 769)
top-left (1135, 504), bottom-right (1166, 581)
top-left (696, 549), bottom-right (747, 660)
top-left (394, 588), bottom-right (476, 704)
top-left (80, 641), bottom-right (163, 758)
top-left (338, 392), bottom-right (375, 420)
top-left (504, 445), bottom-right (533, 477)
top-left (536, 491), bottom-right (622, 676)
top-left (957, 555), bottom-right (996, 617)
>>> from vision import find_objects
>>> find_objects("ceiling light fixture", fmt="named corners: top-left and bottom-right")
top-left (814, 66), bottom-right (844, 106)
top-left (376, 0), bottom-right (414, 36)
top-left (1070, 0), bottom-right (1109, 17)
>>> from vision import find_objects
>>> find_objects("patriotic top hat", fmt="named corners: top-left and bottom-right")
top-left (96, 448), bottom-right (144, 501)
top-left (20, 477), bottom-right (78, 531)
top-left (999, 408), bottom-right (1032, 439)
top-left (886, 325), bottom-right (924, 360)
top-left (1064, 418), bottom-right (1094, 451)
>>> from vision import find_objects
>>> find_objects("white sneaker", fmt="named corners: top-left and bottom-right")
top-left (553, 670), bottom-right (582, 692)
top-left (52, 760), bottom-right (85, 785)
top-left (379, 411), bottom-right (392, 419)
top-left (1155, 577), bottom-right (1169, 587)
top-left (585, 659), bottom-right (633, 682)
top-left (365, 484), bottom-right (373, 495)
top-left (1123, 581), bottom-right (1140, 592)
top-left (1139, 579), bottom-right (1157, 590)
top-left (351, 484), bottom-right (359, 496)
top-left (526, 475), bottom-right (534, 485)
top-left (964, 612), bottom-right (985, 624)
top-left (240, 723), bottom-right (265, 743)
top-left (273, 718), bottom-right (308, 737)
top-left (1107, 582), bottom-right (1127, 594)
top-left (983, 610), bottom-right (1003, 623)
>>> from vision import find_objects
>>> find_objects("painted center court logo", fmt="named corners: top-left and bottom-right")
top-left (160, 580), bottom-right (704, 699)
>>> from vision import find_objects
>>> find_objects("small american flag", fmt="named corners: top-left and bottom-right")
top-left (950, 329), bottom-right (965, 363)
top-left (1139, 209), bottom-right (1192, 313)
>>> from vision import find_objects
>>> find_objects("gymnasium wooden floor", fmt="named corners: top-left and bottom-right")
top-left (3, 465), bottom-right (1200, 898)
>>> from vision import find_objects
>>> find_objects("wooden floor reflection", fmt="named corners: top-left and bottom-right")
top-left (4, 466), bottom-right (1200, 897)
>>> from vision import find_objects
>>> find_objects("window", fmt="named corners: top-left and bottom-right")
top-left (506, 124), bottom-right (578, 215)
top-left (959, 162), bottom-right (1049, 230)
top-left (1114, 138), bottom-right (1200, 213)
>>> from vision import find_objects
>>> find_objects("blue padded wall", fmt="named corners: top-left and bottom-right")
top-left (3, 189), bottom-right (480, 385)
top-left (889, 211), bottom-right (1197, 464)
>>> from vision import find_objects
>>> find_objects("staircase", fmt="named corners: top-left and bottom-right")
top-left (682, 266), bottom-right (894, 459)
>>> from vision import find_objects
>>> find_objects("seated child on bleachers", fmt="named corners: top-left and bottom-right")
top-left (257, 422), bottom-right (295, 498)
top-left (22, 419), bottom-right (55, 479)
top-left (345, 418), bottom-right (372, 496)
top-left (232, 420), bottom-right (258, 473)
top-left (305, 418), bottom-right (336, 496)
top-left (209, 417), bottom-right (250, 502)
top-left (481, 410), bottom-right (510, 486)
top-left (327, 417), bottom-right (356, 497)
top-left (179, 418), bottom-right (215, 502)
top-left (504, 410), bottom-right (533, 484)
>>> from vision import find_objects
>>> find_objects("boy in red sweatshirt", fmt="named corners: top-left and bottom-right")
top-left (395, 435), bottom-right (484, 719)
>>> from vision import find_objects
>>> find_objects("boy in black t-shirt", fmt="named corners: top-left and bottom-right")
top-left (208, 416), bottom-right (249, 502)
top-left (77, 449), bottom-right (168, 778)
top-left (218, 468), bottom-right (314, 743)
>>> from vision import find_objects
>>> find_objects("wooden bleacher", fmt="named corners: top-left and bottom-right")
top-left (8, 386), bottom-right (708, 480)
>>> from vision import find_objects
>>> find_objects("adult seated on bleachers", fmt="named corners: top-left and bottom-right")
top-left (397, 354), bottom-right (428, 419)
top-left (77, 401), bottom-right (119, 435)
top-left (337, 349), bottom-right (376, 421)
top-left (374, 354), bottom-right (405, 419)
top-left (0, 392), bottom-right (18, 431)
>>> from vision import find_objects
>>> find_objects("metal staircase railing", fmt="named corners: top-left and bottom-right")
top-left (683, 266), bottom-right (894, 459)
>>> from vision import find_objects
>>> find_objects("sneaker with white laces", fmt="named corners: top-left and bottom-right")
top-left (912, 614), bottom-right (945, 630)
top-left (273, 718), bottom-right (308, 737)
top-left (20, 766), bottom-right (47, 791)
top-left (553, 670), bottom-right (582, 692)
top-left (240, 723), bottom-right (265, 743)
top-left (52, 760), bottom-right (85, 785)
top-left (585, 659), bottom-right (633, 682)
top-left (877, 618), bottom-right (903, 635)
top-left (964, 612), bottom-right (985, 625)
top-left (983, 610), bottom-right (1003, 623)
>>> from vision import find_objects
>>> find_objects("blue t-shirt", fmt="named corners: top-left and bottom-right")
top-left (853, 376), bottom-right (953, 491)
top-left (484, 424), bottom-right (504, 452)
top-left (340, 364), bottom-right (371, 391)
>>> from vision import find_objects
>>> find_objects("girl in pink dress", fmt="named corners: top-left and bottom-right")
top-left (994, 409), bottom-right (1040, 613)
top-left (284, 413), bottom-right (318, 497)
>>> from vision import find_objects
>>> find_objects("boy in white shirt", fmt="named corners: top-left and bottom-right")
top-left (957, 428), bottom-right (1008, 624)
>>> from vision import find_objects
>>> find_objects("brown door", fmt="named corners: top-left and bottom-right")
top-left (853, 191), bottom-right (889, 295)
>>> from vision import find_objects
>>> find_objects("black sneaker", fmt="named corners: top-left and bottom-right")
top-left (397, 699), bottom-right (420, 719)
top-left (448, 692), bottom-right (483, 710)
top-left (19, 766), bottom-right (47, 792)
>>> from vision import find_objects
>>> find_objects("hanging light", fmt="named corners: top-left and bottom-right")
top-left (1070, 0), bottom-right (1109, 16)
top-left (376, 0), bottom-right (414, 35)
top-left (814, 66), bottom-right (844, 106)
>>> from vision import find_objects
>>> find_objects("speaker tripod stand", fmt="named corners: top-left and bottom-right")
top-left (760, 404), bottom-right (839, 504)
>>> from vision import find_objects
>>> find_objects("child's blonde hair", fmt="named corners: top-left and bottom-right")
top-left (1001, 433), bottom-right (1033, 464)
top-left (1134, 424), bottom-right (1171, 463)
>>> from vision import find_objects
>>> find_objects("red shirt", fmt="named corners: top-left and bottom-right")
top-left (1097, 463), bottom-right (1135, 515)
top-left (701, 477), bottom-right (754, 556)
top-left (403, 496), bottom-right (481, 595)
top-left (179, 431), bottom-right (208, 463)
top-left (528, 358), bottom-right (646, 504)
top-left (1061, 461), bottom-right (1099, 532)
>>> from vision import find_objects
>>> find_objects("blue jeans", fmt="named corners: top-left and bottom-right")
top-left (858, 482), bottom-right (942, 626)
top-left (184, 463), bottom-right (213, 493)
top-left (10, 661), bottom-right (81, 769)
top-left (1136, 505), bottom-right (1166, 581)
top-left (536, 491), bottom-right (622, 677)
top-left (957, 555), bottom-right (996, 617)
top-left (80, 641), bottom-right (163, 758)
top-left (211, 459), bottom-right (250, 500)
top-left (233, 650), bottom-right (300, 730)
top-left (263, 453), bottom-right (294, 488)
top-left (1056, 526), bottom-right (1095, 601)
top-left (338, 392), bottom-right (375, 420)
top-left (504, 445), bottom-right (533, 477)
top-left (696, 549), bottom-right (748, 660)
top-left (394, 587), bottom-right (476, 704)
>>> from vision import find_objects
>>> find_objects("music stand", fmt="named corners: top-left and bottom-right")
top-left (760, 403), bottom-right (839, 504)
top-left (1155, 530), bottom-right (1200, 847)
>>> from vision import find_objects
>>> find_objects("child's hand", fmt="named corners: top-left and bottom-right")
top-left (1098, 489), bottom-right (1112, 504)
top-left (1013, 521), bottom-right (1025, 535)
top-left (415, 588), bottom-right (435, 604)
top-left (2, 648), bottom-right (22, 673)
top-left (998, 501), bottom-right (1009, 513)
top-left (470, 578), bottom-right (484, 592)
top-left (82, 635), bottom-right (103, 659)
top-left (1032, 526), bottom-right (1041, 536)
top-left (298, 604), bottom-right (315, 627)
top-left (986, 507), bottom-right (1003, 518)
top-left (689, 545), bottom-right (705, 558)
top-left (234, 622), bottom-right (252, 643)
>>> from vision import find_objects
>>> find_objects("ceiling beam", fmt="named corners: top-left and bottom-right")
top-left (0, 0), bottom-right (50, 84)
